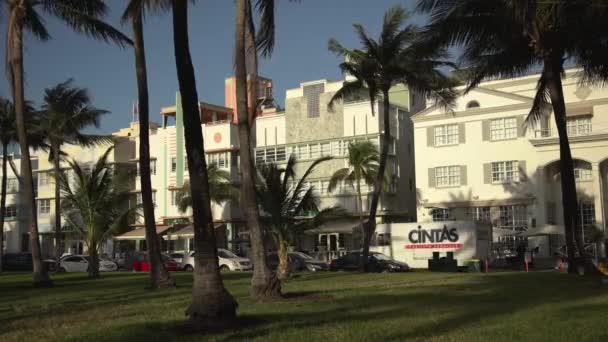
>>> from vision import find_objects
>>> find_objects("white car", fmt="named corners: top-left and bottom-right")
top-left (58, 255), bottom-right (118, 273)
top-left (182, 249), bottom-right (252, 272)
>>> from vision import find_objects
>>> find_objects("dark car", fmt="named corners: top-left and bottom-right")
top-left (267, 251), bottom-right (328, 272)
top-left (2, 253), bottom-right (56, 272)
top-left (329, 251), bottom-right (409, 272)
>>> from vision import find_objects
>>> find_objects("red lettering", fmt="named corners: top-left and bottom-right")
top-left (404, 243), bottom-right (463, 249)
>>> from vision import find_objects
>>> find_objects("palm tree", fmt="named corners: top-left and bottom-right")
top-left (417, 0), bottom-right (608, 273)
top-left (234, 0), bottom-right (282, 300)
top-left (328, 140), bottom-right (380, 247)
top-left (122, 0), bottom-right (174, 289)
top-left (39, 80), bottom-right (113, 266)
top-left (257, 155), bottom-right (342, 280)
top-left (175, 164), bottom-right (238, 213)
top-left (0, 98), bottom-right (41, 273)
top-left (170, 0), bottom-right (237, 329)
top-left (58, 148), bottom-right (139, 278)
top-left (4, 0), bottom-right (131, 286)
top-left (328, 5), bottom-right (457, 270)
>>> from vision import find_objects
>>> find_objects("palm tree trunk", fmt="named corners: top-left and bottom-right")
top-left (356, 178), bottom-right (365, 250)
top-left (545, 63), bottom-right (599, 275)
top-left (132, 11), bottom-right (174, 289)
top-left (235, 0), bottom-right (281, 300)
top-left (8, 21), bottom-right (51, 286)
top-left (0, 143), bottom-right (7, 273)
top-left (277, 238), bottom-right (290, 281)
top-left (52, 144), bottom-right (62, 265)
top-left (88, 243), bottom-right (99, 278)
top-left (171, 0), bottom-right (237, 329)
top-left (364, 89), bottom-right (391, 271)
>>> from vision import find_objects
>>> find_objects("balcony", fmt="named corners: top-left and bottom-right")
top-left (530, 124), bottom-right (608, 146)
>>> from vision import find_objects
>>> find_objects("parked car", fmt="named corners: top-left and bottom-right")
top-left (329, 251), bottom-right (409, 272)
top-left (57, 255), bottom-right (118, 273)
top-left (267, 251), bottom-right (328, 272)
top-left (3, 253), bottom-right (59, 272)
top-left (169, 252), bottom-right (186, 264)
top-left (181, 249), bottom-right (252, 272)
top-left (132, 252), bottom-right (180, 272)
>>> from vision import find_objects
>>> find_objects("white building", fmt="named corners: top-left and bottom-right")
top-left (254, 79), bottom-right (422, 258)
top-left (413, 69), bottom-right (608, 258)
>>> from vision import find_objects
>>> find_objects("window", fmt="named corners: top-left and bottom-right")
top-left (374, 233), bottom-right (391, 246)
top-left (466, 100), bottom-right (480, 109)
top-left (266, 149), bottom-right (276, 162)
top-left (5, 205), bottom-right (17, 218)
top-left (136, 193), bottom-right (142, 205)
top-left (434, 124), bottom-right (459, 146)
top-left (303, 83), bottom-right (324, 118)
top-left (574, 164), bottom-right (592, 181)
top-left (435, 166), bottom-right (460, 187)
top-left (492, 161), bottom-right (519, 183)
top-left (38, 172), bottom-right (51, 187)
top-left (171, 157), bottom-right (177, 173)
top-left (431, 208), bottom-right (452, 222)
top-left (467, 207), bottom-right (490, 223)
top-left (578, 202), bottom-right (595, 227)
top-left (38, 199), bottom-right (51, 216)
top-left (490, 117), bottom-right (517, 140)
top-left (567, 117), bottom-right (591, 136)
top-left (499, 205), bottom-right (527, 231)
top-left (7, 178), bottom-right (18, 192)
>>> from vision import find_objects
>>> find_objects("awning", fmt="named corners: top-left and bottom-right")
top-left (163, 223), bottom-right (226, 240)
top-left (306, 220), bottom-right (361, 235)
top-left (114, 225), bottom-right (171, 240)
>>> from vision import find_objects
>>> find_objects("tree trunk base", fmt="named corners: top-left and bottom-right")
top-left (185, 288), bottom-right (238, 332)
top-left (33, 272), bottom-right (53, 287)
top-left (250, 274), bottom-right (282, 302)
top-left (153, 275), bottom-right (177, 289)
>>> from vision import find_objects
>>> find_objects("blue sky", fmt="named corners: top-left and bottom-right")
top-left (0, 0), bottom-right (425, 134)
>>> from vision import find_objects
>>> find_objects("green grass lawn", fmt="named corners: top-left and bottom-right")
top-left (0, 271), bottom-right (607, 341)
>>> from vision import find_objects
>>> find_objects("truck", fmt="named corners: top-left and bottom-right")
top-left (370, 221), bottom-right (492, 269)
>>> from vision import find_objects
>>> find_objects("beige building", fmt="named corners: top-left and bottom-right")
top-left (414, 69), bottom-right (608, 258)
top-left (254, 79), bottom-right (421, 257)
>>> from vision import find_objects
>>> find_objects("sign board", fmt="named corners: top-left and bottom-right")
top-left (372, 221), bottom-right (490, 268)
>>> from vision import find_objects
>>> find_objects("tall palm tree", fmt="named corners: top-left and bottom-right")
top-left (4, 0), bottom-right (131, 286)
top-left (39, 80), bottom-right (113, 266)
top-left (328, 140), bottom-right (381, 247)
top-left (328, 5), bottom-right (457, 270)
top-left (234, 0), bottom-right (282, 300)
top-left (257, 155), bottom-right (343, 280)
top-left (170, 0), bottom-right (237, 329)
top-left (122, 0), bottom-right (174, 289)
top-left (0, 98), bottom-right (41, 273)
top-left (417, 0), bottom-right (608, 274)
top-left (175, 164), bottom-right (238, 213)
top-left (58, 147), bottom-right (139, 278)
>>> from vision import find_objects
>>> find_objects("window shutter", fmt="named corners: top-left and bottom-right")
top-left (428, 168), bottom-right (436, 188)
top-left (459, 123), bottom-right (466, 144)
top-left (482, 120), bottom-right (490, 141)
top-left (427, 127), bottom-right (435, 147)
top-left (517, 115), bottom-right (525, 137)
top-left (460, 165), bottom-right (467, 186)
top-left (483, 163), bottom-right (492, 184)
top-left (518, 160), bottom-right (527, 182)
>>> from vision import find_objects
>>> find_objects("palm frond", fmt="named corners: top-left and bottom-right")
top-left (328, 168), bottom-right (350, 193)
top-left (255, 0), bottom-right (275, 57)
